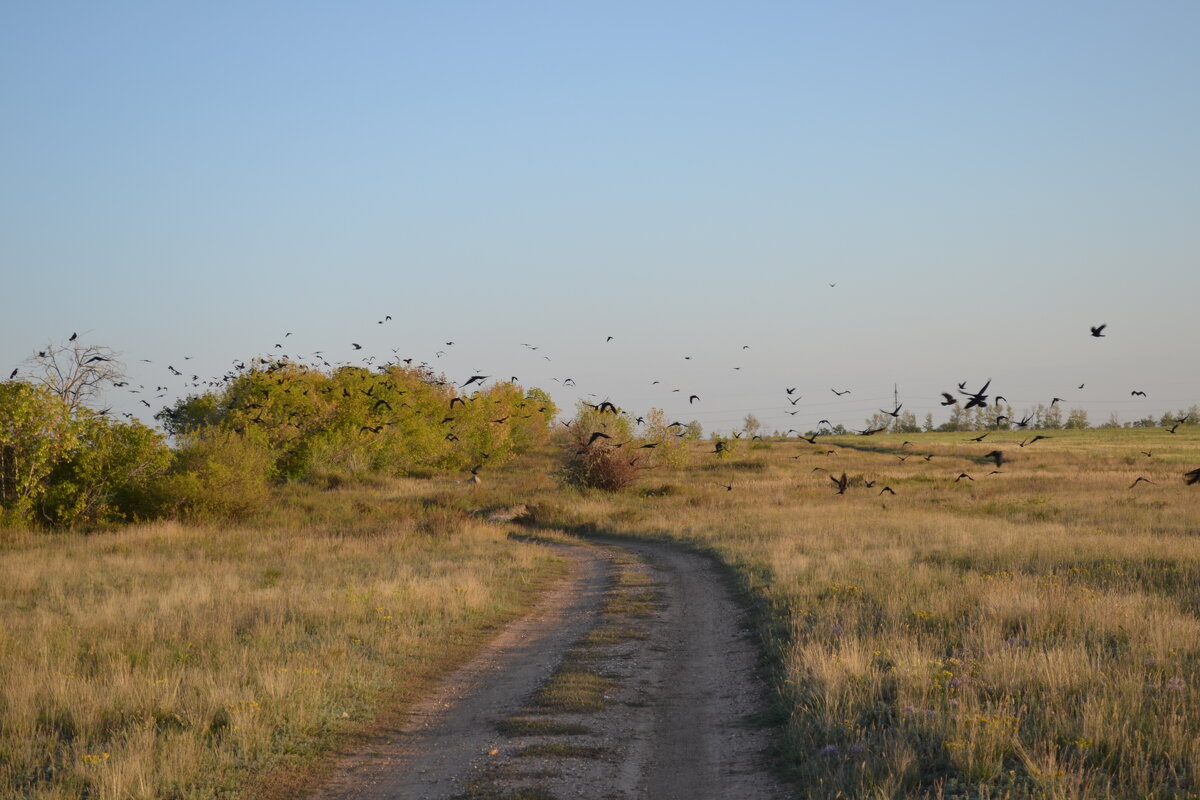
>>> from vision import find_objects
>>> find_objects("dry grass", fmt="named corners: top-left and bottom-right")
top-left (493, 428), bottom-right (1200, 799)
top-left (4, 428), bottom-right (1199, 799)
top-left (0, 480), bottom-right (562, 800)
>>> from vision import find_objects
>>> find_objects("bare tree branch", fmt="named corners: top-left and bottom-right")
top-left (22, 341), bottom-right (127, 413)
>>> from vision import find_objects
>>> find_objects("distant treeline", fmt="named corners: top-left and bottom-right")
top-left (0, 359), bottom-right (555, 529)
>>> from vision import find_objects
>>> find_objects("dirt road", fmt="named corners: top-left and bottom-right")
top-left (309, 538), bottom-right (788, 800)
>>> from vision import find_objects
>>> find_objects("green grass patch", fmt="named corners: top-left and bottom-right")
top-left (531, 659), bottom-right (612, 713)
top-left (496, 718), bottom-right (591, 737)
top-left (603, 589), bottom-right (661, 618)
top-left (580, 624), bottom-right (648, 646)
top-left (516, 743), bottom-right (606, 759)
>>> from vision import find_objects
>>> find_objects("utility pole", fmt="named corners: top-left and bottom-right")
top-left (894, 383), bottom-right (899, 411)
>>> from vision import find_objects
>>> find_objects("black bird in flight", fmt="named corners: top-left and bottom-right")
top-left (788, 397), bottom-right (802, 405)
top-left (689, 395), bottom-right (700, 404)
top-left (1141, 451), bottom-right (1153, 457)
top-left (856, 426), bottom-right (885, 436)
top-left (1020, 435), bottom-right (1050, 447)
top-left (817, 419), bottom-right (832, 427)
top-left (940, 393), bottom-right (958, 406)
top-left (955, 473), bottom-right (974, 482)
top-left (1167, 419), bottom-right (1187, 434)
top-left (714, 482), bottom-right (733, 491)
top-left (984, 450), bottom-right (1005, 467)
top-left (831, 472), bottom-right (849, 495)
top-left (959, 379), bottom-right (991, 409)
top-left (831, 388), bottom-right (851, 396)
top-left (587, 431), bottom-right (611, 447)
top-left (1015, 413), bottom-right (1034, 429)
top-left (786, 387), bottom-right (798, 395)
top-left (1185, 468), bottom-right (1200, 486)
top-left (460, 375), bottom-right (489, 388)
top-left (1129, 477), bottom-right (1156, 488)
top-left (967, 433), bottom-right (988, 442)
top-left (1050, 397), bottom-right (1064, 406)
top-left (799, 433), bottom-right (819, 445)
top-left (1131, 390), bottom-right (1146, 397)
top-left (606, 336), bottom-right (614, 341)
top-left (712, 441), bottom-right (729, 454)
top-left (7, 369), bottom-right (15, 380)
top-left (879, 486), bottom-right (896, 495)
top-left (69, 332), bottom-right (77, 341)
top-left (1090, 324), bottom-right (1106, 337)
top-left (1078, 383), bottom-right (1085, 389)
top-left (880, 403), bottom-right (902, 418)
top-left (351, 343), bottom-right (362, 350)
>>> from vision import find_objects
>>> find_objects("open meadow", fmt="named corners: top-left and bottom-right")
top-left (2, 427), bottom-right (1199, 799)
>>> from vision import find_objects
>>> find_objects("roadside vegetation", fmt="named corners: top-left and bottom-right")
top-left (3, 345), bottom-right (1199, 799)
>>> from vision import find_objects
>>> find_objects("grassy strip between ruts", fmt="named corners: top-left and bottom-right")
top-left (0, 482), bottom-right (565, 800)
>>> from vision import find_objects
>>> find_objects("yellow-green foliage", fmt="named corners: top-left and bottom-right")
top-left (158, 430), bottom-right (275, 521)
top-left (0, 384), bottom-right (171, 528)
top-left (158, 360), bottom-right (556, 481)
top-left (0, 485), bottom-right (561, 800)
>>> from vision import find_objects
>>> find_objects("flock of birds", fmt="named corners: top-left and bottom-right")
top-left (8, 319), bottom-right (1198, 493)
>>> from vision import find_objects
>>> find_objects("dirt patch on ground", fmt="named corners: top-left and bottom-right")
top-left (308, 538), bottom-right (788, 799)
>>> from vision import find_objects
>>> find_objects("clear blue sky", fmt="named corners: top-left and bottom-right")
top-left (3, 2), bottom-right (1197, 433)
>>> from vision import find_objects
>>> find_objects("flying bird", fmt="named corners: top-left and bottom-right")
top-left (786, 387), bottom-right (798, 395)
top-left (714, 482), bottom-right (733, 491)
top-left (955, 473), bottom-right (974, 482)
top-left (959, 379), bottom-right (991, 410)
top-left (1129, 477), bottom-right (1156, 489)
top-left (7, 369), bottom-right (15, 380)
top-left (880, 403), bottom-right (903, 418)
top-left (587, 431), bottom-right (612, 447)
top-left (351, 343), bottom-right (362, 350)
top-left (1185, 468), bottom-right (1200, 486)
top-left (1131, 390), bottom-right (1146, 397)
top-left (1090, 324), bottom-right (1107, 337)
top-left (69, 332), bottom-right (77, 341)
top-left (1020, 435), bottom-right (1050, 447)
top-left (967, 433), bottom-right (988, 442)
top-left (831, 472), bottom-right (849, 495)
top-left (606, 336), bottom-right (614, 342)
top-left (460, 375), bottom-right (489, 387)
top-left (984, 450), bottom-right (1005, 467)
top-left (879, 486), bottom-right (896, 495)
top-left (689, 395), bottom-right (700, 404)
top-left (940, 393), bottom-right (958, 406)
top-left (831, 388), bottom-right (851, 396)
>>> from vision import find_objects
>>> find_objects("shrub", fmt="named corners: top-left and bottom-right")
top-left (559, 444), bottom-right (645, 492)
top-left (158, 431), bottom-right (275, 521)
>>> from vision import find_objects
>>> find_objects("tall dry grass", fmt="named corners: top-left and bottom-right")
top-left (503, 428), bottom-right (1200, 799)
top-left (0, 481), bottom-right (561, 800)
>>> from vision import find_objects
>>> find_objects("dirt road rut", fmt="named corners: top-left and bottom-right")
top-left (309, 538), bottom-right (787, 800)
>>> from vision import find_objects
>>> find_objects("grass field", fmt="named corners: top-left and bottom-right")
top-left (2, 427), bottom-right (1198, 799)
top-left (467, 427), bottom-right (1200, 799)
top-left (0, 486), bottom-right (564, 800)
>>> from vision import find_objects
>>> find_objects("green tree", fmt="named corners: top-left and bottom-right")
top-left (1065, 408), bottom-right (1089, 429)
top-left (742, 413), bottom-right (761, 438)
top-left (0, 383), bottom-right (75, 525)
